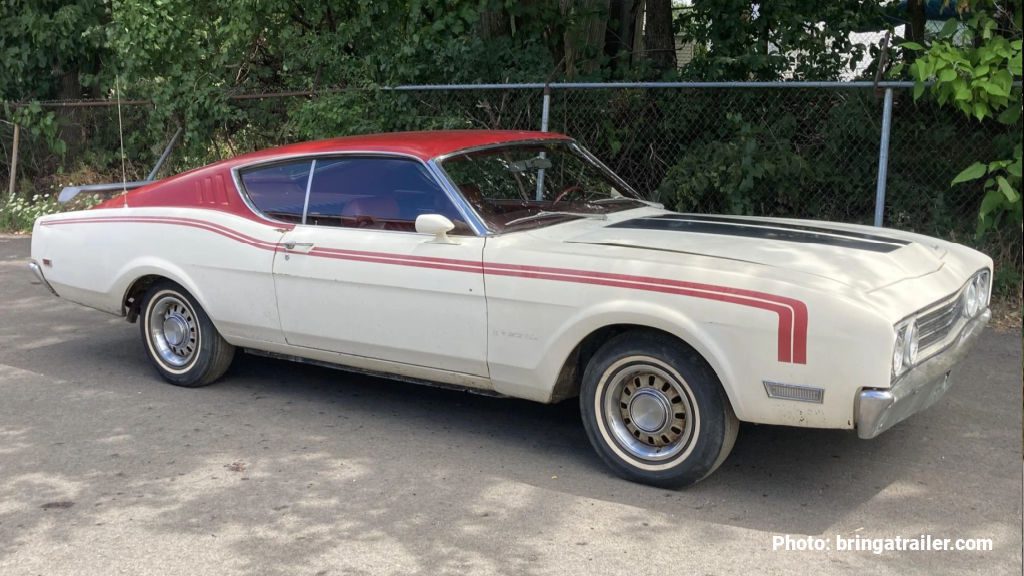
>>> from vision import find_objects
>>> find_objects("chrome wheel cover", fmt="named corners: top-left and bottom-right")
top-left (147, 293), bottom-right (200, 370)
top-left (602, 362), bottom-right (696, 462)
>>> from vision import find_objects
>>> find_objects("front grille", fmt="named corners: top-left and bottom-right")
top-left (916, 290), bottom-right (965, 351)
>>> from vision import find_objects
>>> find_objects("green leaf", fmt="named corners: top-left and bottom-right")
top-left (973, 100), bottom-right (990, 121)
top-left (1008, 159), bottom-right (1022, 179)
top-left (913, 82), bottom-right (925, 100)
top-left (979, 188), bottom-right (1005, 218)
top-left (913, 59), bottom-right (928, 81)
top-left (1010, 56), bottom-right (1022, 76)
top-left (997, 105), bottom-right (1021, 125)
top-left (938, 68), bottom-right (957, 82)
top-left (923, 57), bottom-right (937, 78)
top-left (901, 41), bottom-right (925, 50)
top-left (938, 18), bottom-right (959, 39)
top-left (951, 162), bottom-right (987, 186)
top-left (979, 81), bottom-right (1009, 97)
top-left (953, 80), bottom-right (971, 101)
top-left (992, 69), bottom-right (1013, 91)
top-left (996, 176), bottom-right (1020, 203)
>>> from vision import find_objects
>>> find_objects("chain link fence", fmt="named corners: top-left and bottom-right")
top-left (2, 83), bottom-right (1021, 290)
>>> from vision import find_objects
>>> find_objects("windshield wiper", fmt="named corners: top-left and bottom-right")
top-left (588, 197), bottom-right (643, 205)
top-left (505, 211), bottom-right (609, 228)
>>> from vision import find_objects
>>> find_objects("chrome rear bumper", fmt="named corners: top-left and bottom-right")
top-left (855, 308), bottom-right (989, 439)
top-left (28, 260), bottom-right (58, 297)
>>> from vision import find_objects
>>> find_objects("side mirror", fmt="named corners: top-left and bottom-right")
top-left (415, 214), bottom-right (457, 244)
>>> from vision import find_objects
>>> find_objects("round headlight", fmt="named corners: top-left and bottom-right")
top-left (973, 272), bottom-right (989, 311)
top-left (964, 281), bottom-right (979, 317)
top-left (906, 320), bottom-right (920, 365)
top-left (892, 326), bottom-right (907, 375)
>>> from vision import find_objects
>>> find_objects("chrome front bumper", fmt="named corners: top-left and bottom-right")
top-left (28, 260), bottom-right (59, 296)
top-left (855, 308), bottom-right (990, 439)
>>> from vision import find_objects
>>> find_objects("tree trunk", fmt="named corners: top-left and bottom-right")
top-left (630, 0), bottom-right (645, 65)
top-left (561, 0), bottom-right (610, 78)
top-left (643, 0), bottom-right (676, 71)
top-left (904, 0), bottom-right (927, 64)
top-left (906, 0), bottom-right (927, 44)
top-left (478, 6), bottom-right (510, 40)
top-left (605, 0), bottom-right (638, 71)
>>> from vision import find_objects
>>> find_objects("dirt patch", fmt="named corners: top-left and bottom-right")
top-left (225, 461), bottom-right (247, 473)
top-left (990, 295), bottom-right (1022, 332)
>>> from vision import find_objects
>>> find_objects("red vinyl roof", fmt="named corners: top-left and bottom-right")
top-left (94, 130), bottom-right (572, 218)
top-left (232, 130), bottom-right (570, 163)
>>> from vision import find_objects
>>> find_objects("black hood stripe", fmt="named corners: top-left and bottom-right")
top-left (660, 214), bottom-right (910, 245)
top-left (609, 216), bottom-right (905, 253)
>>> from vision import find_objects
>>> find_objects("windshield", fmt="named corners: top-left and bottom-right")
top-left (440, 141), bottom-right (646, 232)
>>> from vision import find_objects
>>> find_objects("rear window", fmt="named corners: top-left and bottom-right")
top-left (239, 161), bottom-right (312, 223)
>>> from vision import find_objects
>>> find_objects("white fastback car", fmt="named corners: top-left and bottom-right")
top-left (30, 130), bottom-right (991, 487)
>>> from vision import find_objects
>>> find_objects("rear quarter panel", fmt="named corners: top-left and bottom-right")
top-left (32, 207), bottom-right (286, 345)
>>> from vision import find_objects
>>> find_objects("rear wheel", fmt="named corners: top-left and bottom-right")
top-left (580, 330), bottom-right (738, 488)
top-left (139, 281), bottom-right (234, 387)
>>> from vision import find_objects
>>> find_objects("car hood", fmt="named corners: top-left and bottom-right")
top-left (564, 213), bottom-right (947, 292)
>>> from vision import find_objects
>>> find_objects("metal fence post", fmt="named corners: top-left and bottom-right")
top-left (535, 86), bottom-right (552, 200)
top-left (7, 123), bottom-right (19, 198)
top-left (540, 86), bottom-right (551, 132)
top-left (874, 88), bottom-right (893, 227)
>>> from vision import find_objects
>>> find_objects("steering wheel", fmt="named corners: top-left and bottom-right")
top-left (551, 184), bottom-right (583, 206)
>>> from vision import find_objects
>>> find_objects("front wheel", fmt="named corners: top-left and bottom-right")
top-left (139, 281), bottom-right (235, 387)
top-left (580, 331), bottom-right (738, 488)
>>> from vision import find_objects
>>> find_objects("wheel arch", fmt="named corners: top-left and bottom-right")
top-left (533, 302), bottom-right (747, 420)
top-left (114, 260), bottom-right (211, 325)
top-left (123, 275), bottom-right (163, 322)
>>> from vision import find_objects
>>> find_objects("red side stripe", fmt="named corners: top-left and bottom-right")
top-left (43, 216), bottom-right (279, 251)
top-left (308, 249), bottom-right (484, 274)
top-left (483, 260), bottom-right (808, 363)
top-left (42, 215), bottom-right (808, 363)
top-left (483, 267), bottom-right (797, 363)
top-left (309, 246), bottom-right (485, 269)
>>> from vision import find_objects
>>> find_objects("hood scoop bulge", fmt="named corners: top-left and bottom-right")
top-left (567, 214), bottom-right (944, 291)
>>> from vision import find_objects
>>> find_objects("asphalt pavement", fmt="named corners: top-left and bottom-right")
top-left (0, 234), bottom-right (1020, 575)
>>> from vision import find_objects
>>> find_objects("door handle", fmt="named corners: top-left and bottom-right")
top-left (282, 242), bottom-right (315, 253)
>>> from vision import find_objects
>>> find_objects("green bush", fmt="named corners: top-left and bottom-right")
top-left (657, 112), bottom-right (811, 215)
top-left (0, 192), bottom-right (102, 233)
top-left (0, 193), bottom-right (63, 232)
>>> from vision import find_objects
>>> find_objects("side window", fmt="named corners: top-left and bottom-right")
top-left (239, 161), bottom-right (312, 223)
top-left (305, 157), bottom-right (468, 233)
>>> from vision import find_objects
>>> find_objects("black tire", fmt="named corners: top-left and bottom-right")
top-left (139, 280), bottom-right (235, 387)
top-left (580, 330), bottom-right (739, 488)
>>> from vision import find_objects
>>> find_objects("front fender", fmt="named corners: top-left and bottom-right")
top-left (489, 298), bottom-right (749, 417)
